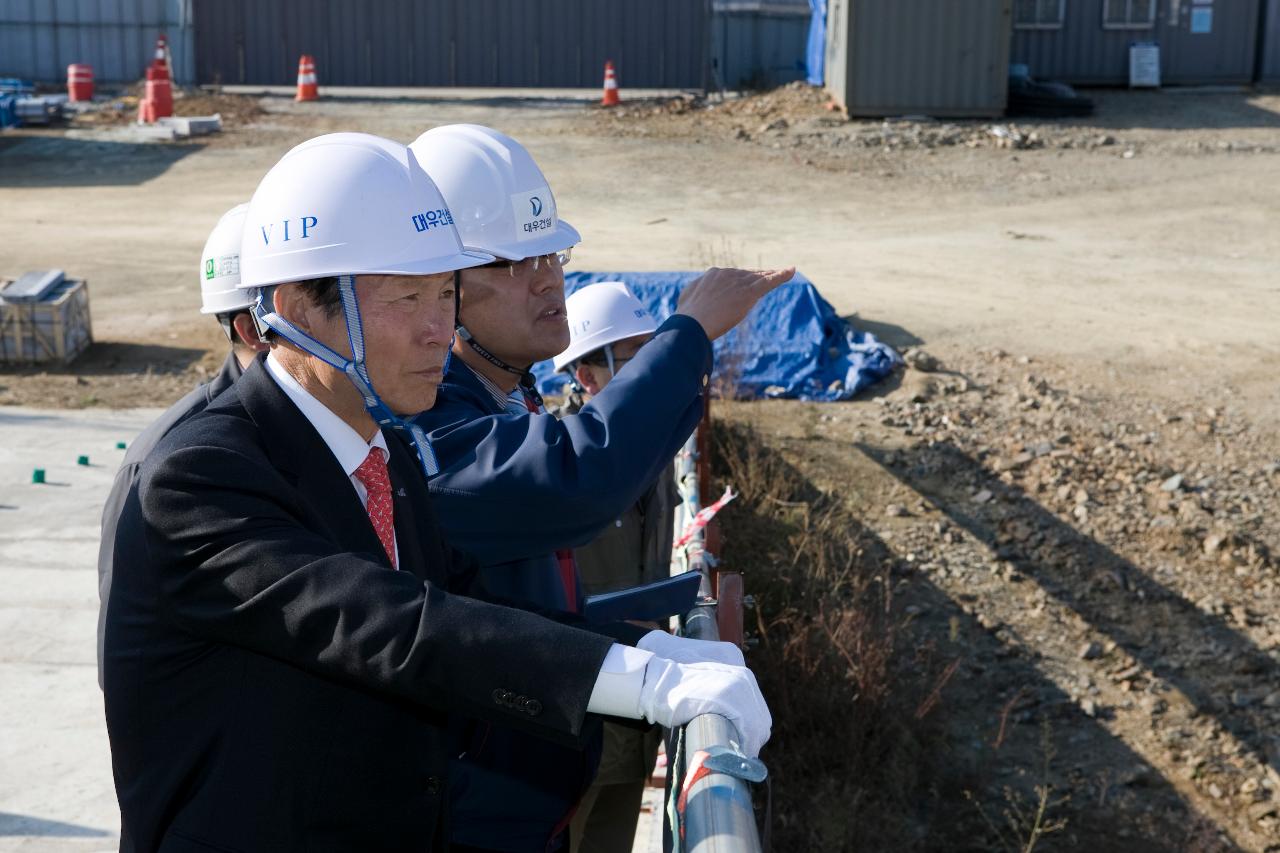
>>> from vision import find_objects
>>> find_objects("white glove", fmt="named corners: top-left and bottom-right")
top-left (638, 657), bottom-right (772, 758)
top-left (637, 630), bottom-right (746, 668)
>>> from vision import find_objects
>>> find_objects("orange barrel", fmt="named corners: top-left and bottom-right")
top-left (67, 63), bottom-right (94, 101)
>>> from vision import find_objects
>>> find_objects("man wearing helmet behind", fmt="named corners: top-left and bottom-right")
top-left (95, 203), bottom-right (268, 689)
top-left (103, 132), bottom-right (773, 853)
top-left (408, 124), bottom-right (790, 852)
top-left (552, 283), bottom-right (674, 853)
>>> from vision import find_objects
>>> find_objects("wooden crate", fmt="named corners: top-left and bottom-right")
top-left (0, 277), bottom-right (93, 365)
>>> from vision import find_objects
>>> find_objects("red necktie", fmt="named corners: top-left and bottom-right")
top-left (521, 389), bottom-right (578, 612)
top-left (353, 448), bottom-right (397, 570)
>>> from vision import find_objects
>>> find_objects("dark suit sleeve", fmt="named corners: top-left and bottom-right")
top-left (444, 551), bottom-right (650, 648)
top-left (97, 460), bottom-right (140, 690)
top-left (137, 442), bottom-right (616, 745)
top-left (423, 315), bottom-right (712, 563)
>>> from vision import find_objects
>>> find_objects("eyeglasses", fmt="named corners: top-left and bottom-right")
top-left (480, 248), bottom-right (572, 277)
top-left (581, 355), bottom-right (636, 370)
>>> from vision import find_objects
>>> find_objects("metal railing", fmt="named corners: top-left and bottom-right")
top-left (668, 422), bottom-right (766, 853)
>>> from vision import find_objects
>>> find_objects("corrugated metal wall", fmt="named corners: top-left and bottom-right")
top-left (711, 2), bottom-right (811, 89)
top-left (193, 0), bottom-right (711, 88)
top-left (826, 0), bottom-right (1011, 117)
top-left (1261, 0), bottom-right (1280, 81)
top-left (0, 0), bottom-right (195, 84)
top-left (1011, 0), bottom-right (1260, 85)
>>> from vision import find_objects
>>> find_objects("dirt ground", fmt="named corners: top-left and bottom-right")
top-left (1, 84), bottom-right (1278, 419)
top-left (2, 84), bottom-right (1278, 850)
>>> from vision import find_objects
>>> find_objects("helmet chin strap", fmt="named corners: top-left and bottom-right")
top-left (251, 276), bottom-right (440, 478)
top-left (564, 342), bottom-right (617, 395)
top-left (455, 324), bottom-right (528, 378)
top-left (603, 343), bottom-right (617, 379)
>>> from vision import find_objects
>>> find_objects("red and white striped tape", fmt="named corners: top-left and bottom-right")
top-left (674, 486), bottom-right (736, 549)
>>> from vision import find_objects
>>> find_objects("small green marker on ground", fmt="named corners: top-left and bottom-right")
top-left (116, 441), bottom-right (127, 450)
top-left (32, 468), bottom-right (46, 484)
top-left (77, 455), bottom-right (90, 466)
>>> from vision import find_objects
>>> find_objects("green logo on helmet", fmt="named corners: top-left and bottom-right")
top-left (205, 258), bottom-right (216, 280)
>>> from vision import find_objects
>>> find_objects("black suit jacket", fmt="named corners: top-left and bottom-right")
top-left (104, 358), bottom-right (618, 853)
top-left (97, 351), bottom-right (243, 688)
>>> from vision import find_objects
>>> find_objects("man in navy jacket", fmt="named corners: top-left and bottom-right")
top-left (410, 125), bottom-right (789, 851)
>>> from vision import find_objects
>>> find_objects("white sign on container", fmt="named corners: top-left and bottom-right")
top-left (1129, 42), bottom-right (1161, 88)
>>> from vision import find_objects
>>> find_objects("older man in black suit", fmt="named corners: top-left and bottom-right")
top-left (102, 133), bottom-right (771, 853)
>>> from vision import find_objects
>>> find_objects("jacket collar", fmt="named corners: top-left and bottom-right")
top-left (203, 350), bottom-right (244, 404)
top-left (232, 355), bottom-right (429, 578)
top-left (441, 358), bottom-right (513, 416)
top-left (386, 434), bottom-right (431, 581)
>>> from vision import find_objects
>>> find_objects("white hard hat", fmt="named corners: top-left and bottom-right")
top-left (553, 282), bottom-right (658, 372)
top-left (238, 132), bottom-right (492, 290)
top-left (407, 124), bottom-right (580, 261)
top-left (199, 203), bottom-right (252, 315)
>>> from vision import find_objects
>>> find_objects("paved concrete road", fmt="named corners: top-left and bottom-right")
top-left (0, 407), bottom-right (160, 851)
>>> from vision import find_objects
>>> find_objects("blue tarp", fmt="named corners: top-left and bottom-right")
top-left (531, 271), bottom-right (900, 402)
top-left (0, 95), bottom-right (16, 130)
top-left (806, 0), bottom-right (827, 86)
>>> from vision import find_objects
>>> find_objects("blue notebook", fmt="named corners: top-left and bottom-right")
top-left (582, 570), bottom-right (703, 624)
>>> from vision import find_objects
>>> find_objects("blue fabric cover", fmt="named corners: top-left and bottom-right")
top-left (0, 95), bottom-right (16, 130)
top-left (806, 0), bottom-right (827, 86)
top-left (533, 270), bottom-right (900, 402)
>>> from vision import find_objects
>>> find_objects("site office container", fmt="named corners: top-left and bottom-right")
top-left (711, 0), bottom-right (812, 90)
top-left (824, 0), bottom-right (1013, 117)
top-left (1011, 0), bottom-right (1261, 85)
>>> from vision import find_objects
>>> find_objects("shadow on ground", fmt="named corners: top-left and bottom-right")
top-left (0, 342), bottom-right (207, 378)
top-left (713, 422), bottom-right (1235, 851)
top-left (863, 439), bottom-right (1280, 786)
top-left (0, 135), bottom-right (205, 188)
top-left (1067, 89), bottom-right (1280, 131)
top-left (843, 314), bottom-right (924, 349)
top-left (0, 812), bottom-right (110, 837)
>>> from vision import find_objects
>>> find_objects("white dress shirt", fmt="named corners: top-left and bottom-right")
top-left (265, 353), bottom-right (398, 566)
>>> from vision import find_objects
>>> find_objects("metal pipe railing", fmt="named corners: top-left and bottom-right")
top-left (669, 425), bottom-right (765, 853)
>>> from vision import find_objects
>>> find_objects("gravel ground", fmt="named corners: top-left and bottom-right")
top-left (718, 341), bottom-right (1279, 850)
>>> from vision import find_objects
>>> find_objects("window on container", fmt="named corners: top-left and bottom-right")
top-left (1014, 0), bottom-right (1066, 29)
top-left (1102, 0), bottom-right (1156, 29)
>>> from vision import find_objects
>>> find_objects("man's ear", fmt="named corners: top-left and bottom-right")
top-left (272, 283), bottom-right (313, 333)
top-left (575, 363), bottom-right (603, 396)
top-left (231, 313), bottom-right (270, 352)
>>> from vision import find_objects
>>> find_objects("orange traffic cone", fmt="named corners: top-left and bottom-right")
top-left (295, 55), bottom-right (318, 102)
top-left (152, 34), bottom-right (173, 81)
top-left (136, 59), bottom-right (173, 123)
top-left (601, 60), bottom-right (620, 107)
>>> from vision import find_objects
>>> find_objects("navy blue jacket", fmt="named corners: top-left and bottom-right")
top-left (417, 314), bottom-right (711, 611)
top-left (412, 314), bottom-right (712, 851)
top-left (96, 351), bottom-right (243, 688)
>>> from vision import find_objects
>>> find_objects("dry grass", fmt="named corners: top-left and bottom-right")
top-left (712, 420), bottom-right (951, 850)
